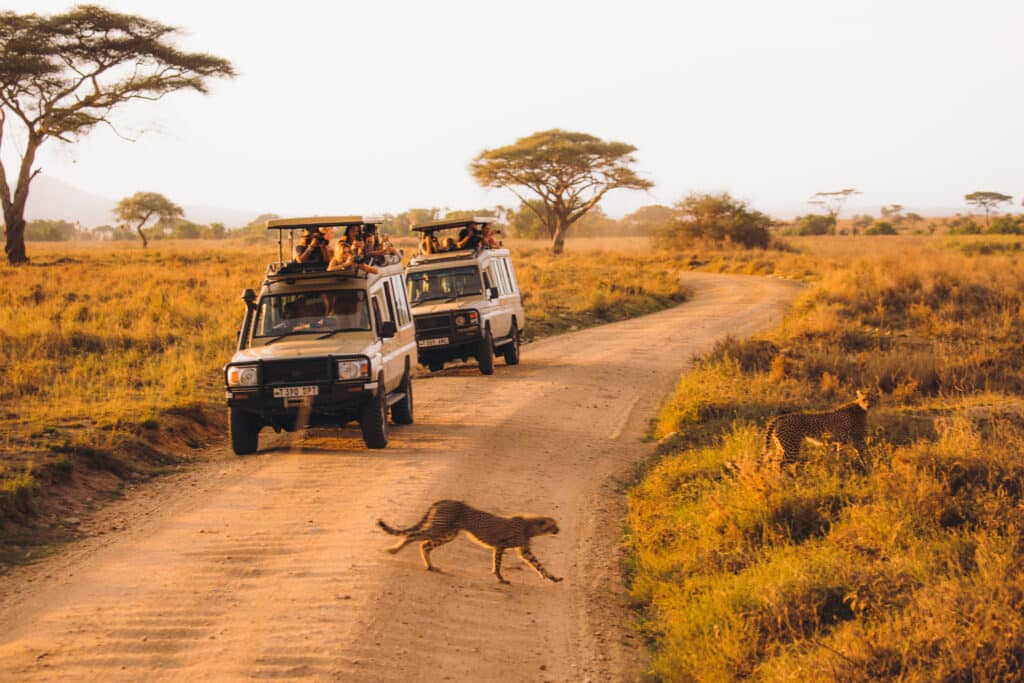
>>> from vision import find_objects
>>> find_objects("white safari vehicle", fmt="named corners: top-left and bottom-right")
top-left (405, 218), bottom-right (525, 374)
top-left (224, 216), bottom-right (416, 453)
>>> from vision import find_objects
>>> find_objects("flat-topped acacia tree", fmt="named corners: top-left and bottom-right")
top-left (0, 5), bottom-right (235, 264)
top-left (470, 129), bottom-right (653, 254)
top-left (964, 191), bottom-right (1013, 228)
top-left (114, 191), bottom-right (183, 248)
top-left (808, 188), bottom-right (861, 234)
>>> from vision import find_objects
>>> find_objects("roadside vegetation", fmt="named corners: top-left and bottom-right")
top-left (0, 239), bottom-right (690, 548)
top-left (627, 236), bottom-right (1024, 680)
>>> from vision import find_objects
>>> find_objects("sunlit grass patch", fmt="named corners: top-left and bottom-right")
top-left (628, 236), bottom-right (1024, 680)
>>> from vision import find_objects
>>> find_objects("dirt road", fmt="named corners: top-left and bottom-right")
top-left (0, 272), bottom-right (799, 681)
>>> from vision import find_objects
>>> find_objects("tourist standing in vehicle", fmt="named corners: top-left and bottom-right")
top-left (295, 227), bottom-right (331, 264)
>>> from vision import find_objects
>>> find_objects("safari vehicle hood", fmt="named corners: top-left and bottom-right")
top-left (409, 297), bottom-right (488, 316)
top-left (231, 332), bottom-right (379, 364)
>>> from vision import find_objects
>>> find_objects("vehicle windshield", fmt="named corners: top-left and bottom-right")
top-left (253, 290), bottom-right (371, 337)
top-left (406, 266), bottom-right (482, 304)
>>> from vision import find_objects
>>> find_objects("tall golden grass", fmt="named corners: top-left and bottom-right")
top-left (0, 238), bottom-right (689, 524)
top-left (628, 236), bottom-right (1024, 680)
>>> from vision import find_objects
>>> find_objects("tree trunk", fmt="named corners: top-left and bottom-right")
top-left (550, 216), bottom-right (569, 255)
top-left (136, 222), bottom-right (149, 248)
top-left (4, 213), bottom-right (28, 264)
top-left (2, 134), bottom-right (41, 265)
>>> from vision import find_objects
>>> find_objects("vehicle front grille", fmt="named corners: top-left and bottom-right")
top-left (414, 313), bottom-right (452, 335)
top-left (262, 358), bottom-right (333, 385)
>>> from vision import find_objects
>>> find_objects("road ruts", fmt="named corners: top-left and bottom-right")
top-left (0, 271), bottom-right (800, 681)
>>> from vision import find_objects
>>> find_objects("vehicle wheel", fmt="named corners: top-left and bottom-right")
top-left (502, 323), bottom-right (520, 366)
top-left (229, 408), bottom-right (260, 455)
top-left (477, 329), bottom-right (495, 375)
top-left (391, 369), bottom-right (414, 425)
top-left (428, 360), bottom-right (444, 372)
top-left (360, 380), bottom-right (389, 449)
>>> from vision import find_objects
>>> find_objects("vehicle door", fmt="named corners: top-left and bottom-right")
top-left (500, 256), bottom-right (525, 330)
top-left (370, 285), bottom-right (399, 392)
top-left (485, 256), bottom-right (515, 338)
top-left (385, 273), bottom-right (416, 378)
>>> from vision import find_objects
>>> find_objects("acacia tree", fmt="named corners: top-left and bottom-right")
top-left (114, 191), bottom-right (182, 248)
top-left (0, 5), bottom-right (235, 264)
top-left (470, 129), bottom-right (653, 254)
top-left (808, 188), bottom-right (861, 233)
top-left (964, 191), bottom-right (1012, 227)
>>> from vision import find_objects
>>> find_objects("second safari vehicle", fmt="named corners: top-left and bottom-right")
top-left (405, 217), bottom-right (525, 375)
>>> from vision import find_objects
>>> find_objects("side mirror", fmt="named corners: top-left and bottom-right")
top-left (487, 287), bottom-right (499, 300)
top-left (380, 320), bottom-right (397, 339)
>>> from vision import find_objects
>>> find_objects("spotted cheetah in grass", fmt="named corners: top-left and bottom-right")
top-left (378, 500), bottom-right (562, 584)
top-left (763, 390), bottom-right (871, 465)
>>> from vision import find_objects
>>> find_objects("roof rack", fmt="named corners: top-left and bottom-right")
top-left (411, 216), bottom-right (497, 233)
top-left (263, 260), bottom-right (371, 285)
top-left (266, 215), bottom-right (384, 231)
top-left (265, 215), bottom-right (384, 263)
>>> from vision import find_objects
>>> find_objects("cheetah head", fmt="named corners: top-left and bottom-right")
top-left (855, 389), bottom-right (873, 410)
top-left (525, 516), bottom-right (560, 536)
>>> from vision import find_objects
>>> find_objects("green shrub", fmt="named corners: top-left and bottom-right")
top-left (864, 221), bottom-right (897, 235)
top-left (656, 192), bottom-right (773, 249)
top-left (947, 216), bottom-right (981, 234)
top-left (987, 214), bottom-right (1024, 234)
top-left (793, 214), bottom-right (836, 236)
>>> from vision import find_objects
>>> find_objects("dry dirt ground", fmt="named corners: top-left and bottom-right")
top-left (0, 272), bottom-right (799, 681)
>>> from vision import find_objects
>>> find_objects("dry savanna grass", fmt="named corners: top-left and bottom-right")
top-left (0, 238), bottom-right (690, 538)
top-left (628, 234), bottom-right (1024, 680)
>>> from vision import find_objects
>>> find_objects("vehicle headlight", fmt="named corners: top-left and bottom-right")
top-left (337, 358), bottom-right (370, 380)
top-left (455, 311), bottom-right (479, 327)
top-left (227, 365), bottom-right (258, 387)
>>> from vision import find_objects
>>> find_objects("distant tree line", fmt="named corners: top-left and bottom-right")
top-left (24, 218), bottom-right (230, 242)
top-left (26, 187), bottom-right (1024, 245)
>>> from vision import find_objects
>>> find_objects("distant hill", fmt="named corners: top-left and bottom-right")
top-left (25, 175), bottom-right (259, 228)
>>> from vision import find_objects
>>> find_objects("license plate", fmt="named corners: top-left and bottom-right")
top-left (273, 385), bottom-right (319, 398)
top-left (418, 337), bottom-right (449, 348)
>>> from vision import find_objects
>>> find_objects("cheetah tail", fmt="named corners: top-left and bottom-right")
top-left (377, 510), bottom-right (429, 536)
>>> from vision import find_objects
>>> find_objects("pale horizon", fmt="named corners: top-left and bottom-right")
top-left (5, 0), bottom-right (1023, 222)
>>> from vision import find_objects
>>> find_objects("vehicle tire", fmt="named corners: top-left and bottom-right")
top-left (428, 360), bottom-right (444, 372)
top-left (391, 369), bottom-right (414, 425)
top-left (502, 323), bottom-right (520, 366)
top-left (477, 329), bottom-right (495, 375)
top-left (360, 379), bottom-right (389, 449)
top-left (229, 408), bottom-right (260, 455)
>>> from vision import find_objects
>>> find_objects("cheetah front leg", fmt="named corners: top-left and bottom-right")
top-left (517, 547), bottom-right (563, 583)
top-left (853, 438), bottom-right (869, 471)
top-left (492, 547), bottom-right (510, 584)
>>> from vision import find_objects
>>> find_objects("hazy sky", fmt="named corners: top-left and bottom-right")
top-left (5, 0), bottom-right (1023, 219)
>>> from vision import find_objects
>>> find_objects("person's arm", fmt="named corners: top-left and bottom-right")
top-left (296, 241), bottom-right (316, 263)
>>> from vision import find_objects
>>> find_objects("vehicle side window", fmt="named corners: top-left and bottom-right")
top-left (502, 258), bottom-right (519, 294)
top-left (390, 274), bottom-right (412, 326)
top-left (491, 262), bottom-right (511, 295)
top-left (382, 280), bottom-right (398, 323)
top-left (371, 293), bottom-right (386, 336)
